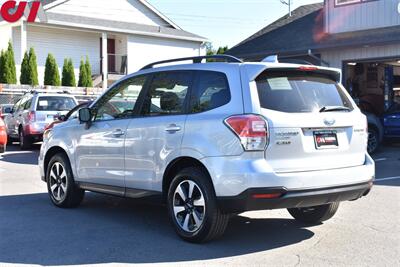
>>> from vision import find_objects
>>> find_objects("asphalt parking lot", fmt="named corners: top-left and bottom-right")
top-left (0, 143), bottom-right (399, 267)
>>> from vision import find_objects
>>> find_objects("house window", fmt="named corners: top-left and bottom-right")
top-left (335, 0), bottom-right (377, 7)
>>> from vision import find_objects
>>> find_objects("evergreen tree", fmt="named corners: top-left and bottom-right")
top-left (84, 56), bottom-right (93, 87)
top-left (28, 47), bottom-right (39, 86)
top-left (44, 54), bottom-right (60, 86)
top-left (1, 41), bottom-right (17, 84)
top-left (0, 50), bottom-right (5, 83)
top-left (62, 58), bottom-right (76, 87)
top-left (78, 58), bottom-right (86, 87)
top-left (20, 51), bottom-right (30, 85)
top-left (21, 48), bottom-right (39, 86)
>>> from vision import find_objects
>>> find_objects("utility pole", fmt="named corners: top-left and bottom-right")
top-left (280, 0), bottom-right (293, 17)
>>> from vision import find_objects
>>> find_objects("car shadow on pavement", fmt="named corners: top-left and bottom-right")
top-left (0, 144), bottom-right (40, 165)
top-left (0, 192), bottom-right (314, 266)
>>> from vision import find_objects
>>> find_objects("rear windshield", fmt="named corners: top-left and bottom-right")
top-left (256, 71), bottom-right (353, 113)
top-left (36, 96), bottom-right (76, 111)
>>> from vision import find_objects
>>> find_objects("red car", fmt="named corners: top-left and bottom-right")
top-left (0, 117), bottom-right (7, 153)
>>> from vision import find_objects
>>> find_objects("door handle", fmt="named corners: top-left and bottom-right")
top-left (112, 129), bottom-right (125, 137)
top-left (165, 124), bottom-right (181, 133)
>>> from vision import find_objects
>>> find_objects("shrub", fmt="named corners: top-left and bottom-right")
top-left (62, 58), bottom-right (76, 87)
top-left (0, 41), bottom-right (17, 84)
top-left (20, 48), bottom-right (39, 86)
top-left (28, 47), bottom-right (39, 86)
top-left (44, 54), bottom-right (60, 86)
top-left (85, 56), bottom-right (93, 87)
top-left (0, 50), bottom-right (5, 83)
top-left (78, 57), bottom-right (92, 87)
top-left (20, 51), bottom-right (30, 85)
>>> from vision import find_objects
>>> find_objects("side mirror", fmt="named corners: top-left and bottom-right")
top-left (58, 115), bottom-right (66, 121)
top-left (78, 108), bottom-right (92, 123)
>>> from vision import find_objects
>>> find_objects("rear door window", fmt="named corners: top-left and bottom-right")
top-left (190, 71), bottom-right (231, 113)
top-left (36, 96), bottom-right (76, 111)
top-left (140, 71), bottom-right (193, 116)
top-left (256, 71), bottom-right (353, 113)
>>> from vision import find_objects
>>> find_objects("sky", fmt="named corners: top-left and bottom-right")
top-left (148, 0), bottom-right (323, 49)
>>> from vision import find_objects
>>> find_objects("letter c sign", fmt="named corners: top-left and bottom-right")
top-left (1, 1), bottom-right (41, 23)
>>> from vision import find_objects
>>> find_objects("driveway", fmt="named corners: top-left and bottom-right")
top-left (0, 144), bottom-right (399, 266)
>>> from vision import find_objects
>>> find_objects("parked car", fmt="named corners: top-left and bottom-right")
top-left (44, 101), bottom-right (93, 131)
top-left (383, 102), bottom-right (400, 139)
top-left (0, 104), bottom-right (14, 120)
top-left (5, 91), bottom-right (78, 149)
top-left (0, 117), bottom-right (7, 153)
top-left (39, 55), bottom-right (374, 243)
top-left (357, 102), bottom-right (400, 154)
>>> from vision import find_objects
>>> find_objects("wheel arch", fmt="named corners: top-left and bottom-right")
top-left (43, 146), bottom-right (70, 182)
top-left (162, 156), bottom-right (214, 200)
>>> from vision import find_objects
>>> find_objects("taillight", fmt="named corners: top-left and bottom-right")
top-left (225, 114), bottom-right (269, 151)
top-left (298, 66), bottom-right (318, 71)
top-left (28, 111), bottom-right (36, 122)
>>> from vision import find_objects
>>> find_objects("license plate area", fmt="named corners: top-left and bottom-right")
top-left (314, 130), bottom-right (338, 149)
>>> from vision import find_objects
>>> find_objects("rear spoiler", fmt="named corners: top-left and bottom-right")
top-left (244, 64), bottom-right (342, 83)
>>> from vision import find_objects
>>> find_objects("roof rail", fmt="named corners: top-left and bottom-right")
top-left (140, 55), bottom-right (243, 70)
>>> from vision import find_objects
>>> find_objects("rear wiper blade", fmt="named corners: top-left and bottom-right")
top-left (319, 106), bottom-right (351, 113)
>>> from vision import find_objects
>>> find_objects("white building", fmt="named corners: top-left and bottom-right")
top-left (0, 0), bottom-right (207, 88)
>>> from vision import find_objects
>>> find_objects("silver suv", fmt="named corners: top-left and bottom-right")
top-left (5, 91), bottom-right (78, 149)
top-left (39, 55), bottom-right (375, 243)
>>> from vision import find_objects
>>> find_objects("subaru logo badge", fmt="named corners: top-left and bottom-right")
top-left (324, 118), bottom-right (336, 126)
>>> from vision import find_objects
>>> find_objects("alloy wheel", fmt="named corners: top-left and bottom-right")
top-left (49, 162), bottom-right (68, 201)
top-left (173, 180), bottom-right (206, 233)
top-left (368, 130), bottom-right (378, 153)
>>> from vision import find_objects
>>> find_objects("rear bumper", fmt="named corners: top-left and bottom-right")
top-left (218, 181), bottom-right (373, 213)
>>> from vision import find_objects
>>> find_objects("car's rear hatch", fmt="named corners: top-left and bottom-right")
top-left (35, 96), bottom-right (77, 124)
top-left (254, 67), bottom-right (368, 173)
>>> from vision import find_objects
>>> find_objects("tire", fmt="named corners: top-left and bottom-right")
top-left (46, 153), bottom-right (85, 208)
top-left (0, 145), bottom-right (5, 153)
top-left (6, 136), bottom-right (13, 145)
top-left (288, 202), bottom-right (340, 224)
top-left (367, 127), bottom-right (379, 154)
top-left (167, 167), bottom-right (230, 243)
top-left (19, 129), bottom-right (31, 150)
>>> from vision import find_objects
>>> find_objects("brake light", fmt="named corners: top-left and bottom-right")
top-left (28, 111), bottom-right (36, 122)
top-left (225, 114), bottom-right (269, 151)
top-left (298, 66), bottom-right (318, 71)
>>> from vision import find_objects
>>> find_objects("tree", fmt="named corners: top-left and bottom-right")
top-left (205, 43), bottom-right (229, 62)
top-left (78, 56), bottom-right (93, 87)
top-left (62, 58), bottom-right (76, 87)
top-left (78, 58), bottom-right (87, 87)
top-left (1, 41), bottom-right (17, 84)
top-left (216, 46), bottom-right (228, 55)
top-left (28, 47), bottom-right (39, 86)
top-left (85, 56), bottom-right (93, 87)
top-left (21, 48), bottom-right (39, 86)
top-left (0, 51), bottom-right (5, 83)
top-left (20, 51), bottom-right (30, 85)
top-left (44, 54), bottom-right (60, 86)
